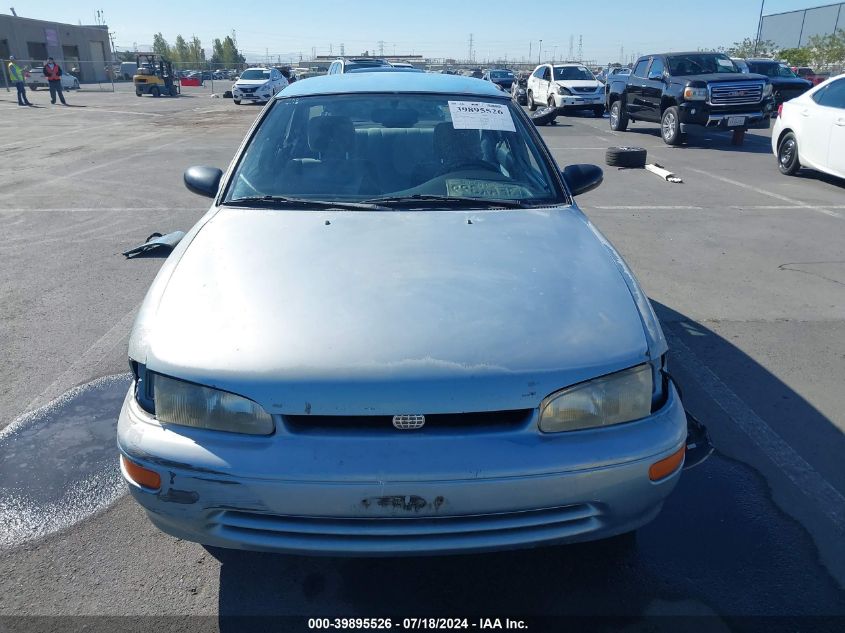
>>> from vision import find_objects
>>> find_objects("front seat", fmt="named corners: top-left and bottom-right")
top-left (282, 116), bottom-right (378, 195)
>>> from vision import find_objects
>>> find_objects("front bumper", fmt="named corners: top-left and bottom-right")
top-left (233, 89), bottom-right (272, 102)
top-left (117, 383), bottom-right (687, 555)
top-left (679, 101), bottom-right (773, 130)
top-left (552, 93), bottom-right (605, 108)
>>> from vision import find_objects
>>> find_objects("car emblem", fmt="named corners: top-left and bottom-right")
top-left (392, 414), bottom-right (425, 430)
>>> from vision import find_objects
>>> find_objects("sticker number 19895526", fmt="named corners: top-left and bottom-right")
top-left (448, 101), bottom-right (516, 132)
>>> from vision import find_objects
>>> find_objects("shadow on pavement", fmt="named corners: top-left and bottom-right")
top-left (208, 302), bottom-right (845, 626)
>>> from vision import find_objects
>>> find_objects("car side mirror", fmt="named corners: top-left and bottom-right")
top-left (648, 71), bottom-right (663, 81)
top-left (563, 164), bottom-right (603, 196)
top-left (184, 166), bottom-right (223, 198)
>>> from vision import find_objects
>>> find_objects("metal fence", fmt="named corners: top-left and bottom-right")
top-left (2, 58), bottom-right (115, 92)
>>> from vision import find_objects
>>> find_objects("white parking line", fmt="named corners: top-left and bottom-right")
top-left (667, 331), bottom-right (845, 530)
top-left (687, 168), bottom-right (843, 219)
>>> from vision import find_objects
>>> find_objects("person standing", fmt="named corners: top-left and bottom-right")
top-left (43, 57), bottom-right (67, 105)
top-left (7, 56), bottom-right (31, 106)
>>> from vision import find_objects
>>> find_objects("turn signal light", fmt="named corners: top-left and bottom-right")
top-left (777, 104), bottom-right (783, 118)
top-left (648, 446), bottom-right (685, 481)
top-left (121, 455), bottom-right (161, 490)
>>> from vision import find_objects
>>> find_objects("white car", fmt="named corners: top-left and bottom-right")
top-left (26, 67), bottom-right (80, 91)
top-left (232, 67), bottom-right (288, 105)
top-left (772, 73), bottom-right (845, 179)
top-left (527, 63), bottom-right (605, 116)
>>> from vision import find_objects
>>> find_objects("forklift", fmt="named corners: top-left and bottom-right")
top-left (133, 54), bottom-right (179, 97)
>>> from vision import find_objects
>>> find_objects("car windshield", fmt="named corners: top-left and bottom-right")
top-left (554, 66), bottom-right (594, 81)
top-left (224, 93), bottom-right (561, 207)
top-left (490, 71), bottom-right (513, 79)
top-left (667, 54), bottom-right (738, 75)
top-left (240, 69), bottom-right (270, 80)
top-left (748, 62), bottom-right (797, 78)
top-left (345, 60), bottom-right (390, 71)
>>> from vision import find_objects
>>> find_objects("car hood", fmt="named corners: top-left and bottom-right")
top-left (769, 77), bottom-right (813, 88)
top-left (235, 79), bottom-right (270, 87)
top-left (675, 72), bottom-right (767, 84)
top-left (135, 207), bottom-right (650, 415)
top-left (555, 80), bottom-right (602, 89)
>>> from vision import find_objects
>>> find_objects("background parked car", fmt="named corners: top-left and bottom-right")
top-left (743, 59), bottom-right (812, 110)
top-left (482, 69), bottom-right (515, 91)
top-left (793, 67), bottom-right (831, 86)
top-left (511, 73), bottom-right (528, 105)
top-left (528, 63), bottom-right (605, 116)
top-left (326, 58), bottom-right (392, 74)
top-left (772, 73), bottom-right (845, 180)
top-left (232, 67), bottom-right (288, 105)
top-left (26, 67), bottom-right (80, 91)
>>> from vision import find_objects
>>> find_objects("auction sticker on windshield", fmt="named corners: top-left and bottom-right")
top-left (448, 101), bottom-right (516, 132)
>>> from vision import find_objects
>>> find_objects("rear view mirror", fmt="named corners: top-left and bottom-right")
top-left (184, 166), bottom-right (223, 198)
top-left (562, 164), bottom-right (603, 196)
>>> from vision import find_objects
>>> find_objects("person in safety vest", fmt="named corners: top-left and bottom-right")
top-left (43, 57), bottom-right (68, 105)
top-left (7, 56), bottom-right (31, 106)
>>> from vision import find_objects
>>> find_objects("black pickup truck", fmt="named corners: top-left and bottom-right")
top-left (607, 52), bottom-right (774, 145)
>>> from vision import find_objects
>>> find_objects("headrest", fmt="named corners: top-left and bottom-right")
top-left (308, 116), bottom-right (355, 154)
top-left (433, 122), bottom-right (480, 161)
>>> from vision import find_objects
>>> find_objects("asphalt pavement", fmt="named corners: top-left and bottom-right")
top-left (0, 85), bottom-right (844, 630)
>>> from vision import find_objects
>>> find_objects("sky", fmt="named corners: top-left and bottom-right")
top-left (10, 1), bottom-right (827, 63)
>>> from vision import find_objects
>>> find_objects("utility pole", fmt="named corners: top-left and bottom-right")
top-left (528, 41), bottom-right (532, 63)
top-left (468, 33), bottom-right (474, 63)
top-left (578, 35), bottom-right (583, 62)
top-left (568, 35), bottom-right (574, 60)
top-left (753, 0), bottom-right (766, 55)
top-left (329, 43), bottom-right (333, 56)
top-left (552, 46), bottom-right (556, 63)
top-left (538, 39), bottom-right (542, 64)
top-left (378, 40), bottom-right (385, 56)
top-left (620, 45), bottom-right (624, 64)
top-left (340, 43), bottom-right (345, 57)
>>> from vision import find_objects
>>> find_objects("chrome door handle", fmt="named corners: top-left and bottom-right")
top-left (801, 109), bottom-right (810, 117)
top-left (836, 118), bottom-right (845, 127)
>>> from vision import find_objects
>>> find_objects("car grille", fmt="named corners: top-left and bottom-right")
top-left (211, 503), bottom-right (601, 549)
top-left (283, 409), bottom-right (533, 434)
top-left (572, 86), bottom-right (597, 93)
top-left (239, 87), bottom-right (256, 94)
top-left (708, 82), bottom-right (764, 106)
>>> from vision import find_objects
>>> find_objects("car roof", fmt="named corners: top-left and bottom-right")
top-left (278, 72), bottom-right (508, 99)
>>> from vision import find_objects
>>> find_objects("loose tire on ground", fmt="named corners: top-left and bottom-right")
top-left (605, 146), bottom-right (647, 168)
top-left (531, 106), bottom-right (558, 126)
top-left (777, 132), bottom-right (801, 176)
top-left (609, 100), bottom-right (628, 131)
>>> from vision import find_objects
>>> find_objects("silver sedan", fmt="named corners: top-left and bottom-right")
top-left (118, 72), bottom-right (688, 555)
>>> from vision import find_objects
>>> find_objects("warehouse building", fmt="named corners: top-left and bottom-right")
top-left (0, 13), bottom-right (112, 83)
top-left (760, 2), bottom-right (844, 49)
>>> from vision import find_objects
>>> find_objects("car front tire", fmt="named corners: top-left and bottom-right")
top-left (661, 106), bottom-right (682, 145)
top-left (609, 100), bottom-right (628, 131)
top-left (527, 90), bottom-right (537, 111)
top-left (233, 99), bottom-right (241, 105)
top-left (777, 132), bottom-right (801, 175)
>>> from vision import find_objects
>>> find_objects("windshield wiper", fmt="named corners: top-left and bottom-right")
top-left (224, 195), bottom-right (387, 211)
top-left (362, 194), bottom-right (527, 209)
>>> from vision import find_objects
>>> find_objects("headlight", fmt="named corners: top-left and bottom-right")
top-left (539, 364), bottom-right (653, 433)
top-left (684, 86), bottom-right (707, 100)
top-left (557, 85), bottom-right (572, 95)
top-left (762, 83), bottom-right (773, 97)
top-left (152, 374), bottom-right (274, 435)
top-left (518, 88), bottom-right (526, 94)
